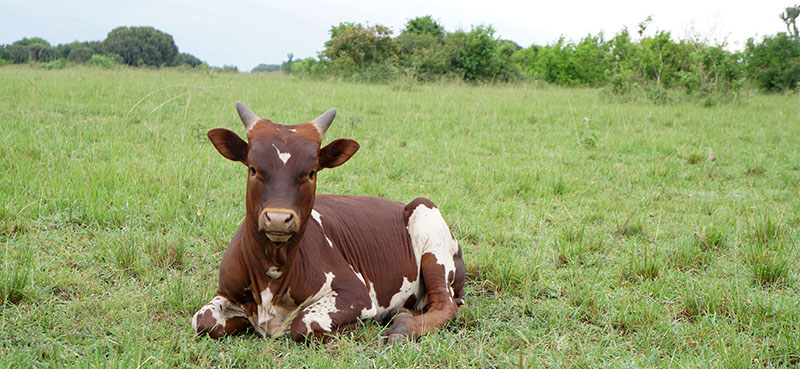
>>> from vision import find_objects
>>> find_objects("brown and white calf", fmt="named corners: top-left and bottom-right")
top-left (192, 102), bottom-right (465, 343)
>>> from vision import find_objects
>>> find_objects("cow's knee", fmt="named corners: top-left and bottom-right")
top-left (192, 296), bottom-right (250, 339)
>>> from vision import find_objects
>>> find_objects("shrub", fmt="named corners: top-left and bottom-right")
top-left (67, 46), bottom-right (94, 63)
top-left (86, 54), bottom-right (119, 69)
top-left (322, 22), bottom-right (397, 75)
top-left (448, 25), bottom-right (518, 82)
top-left (744, 33), bottom-right (800, 92)
top-left (41, 58), bottom-right (68, 69)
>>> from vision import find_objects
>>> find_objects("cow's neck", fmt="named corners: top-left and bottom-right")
top-left (241, 216), bottom-right (302, 306)
top-left (243, 215), bottom-right (300, 270)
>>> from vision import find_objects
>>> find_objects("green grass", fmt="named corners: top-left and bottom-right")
top-left (1, 65), bottom-right (799, 367)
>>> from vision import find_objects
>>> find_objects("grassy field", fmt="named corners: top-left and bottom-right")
top-left (1, 65), bottom-right (799, 368)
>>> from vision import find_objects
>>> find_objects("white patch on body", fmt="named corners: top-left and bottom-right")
top-left (288, 128), bottom-right (297, 132)
top-left (311, 209), bottom-right (323, 225)
top-left (272, 144), bottom-right (291, 165)
top-left (301, 272), bottom-right (337, 334)
top-left (310, 209), bottom-right (335, 248)
top-left (252, 287), bottom-right (296, 338)
top-left (266, 266), bottom-right (282, 279)
top-left (407, 203), bottom-right (459, 299)
top-left (192, 295), bottom-right (247, 332)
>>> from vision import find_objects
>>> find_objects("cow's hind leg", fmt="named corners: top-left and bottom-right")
top-left (384, 198), bottom-right (465, 343)
top-left (384, 253), bottom-right (460, 343)
top-left (192, 295), bottom-right (251, 338)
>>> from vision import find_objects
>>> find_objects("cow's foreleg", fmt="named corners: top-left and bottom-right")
top-left (192, 295), bottom-right (251, 338)
top-left (289, 286), bottom-right (372, 342)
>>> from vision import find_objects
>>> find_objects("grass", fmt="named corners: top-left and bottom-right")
top-left (1, 64), bottom-right (799, 367)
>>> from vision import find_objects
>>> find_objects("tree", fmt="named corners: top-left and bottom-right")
top-left (396, 16), bottom-right (449, 80)
top-left (448, 25), bottom-right (517, 82)
top-left (6, 37), bottom-right (59, 63)
top-left (780, 5), bottom-right (800, 39)
top-left (322, 22), bottom-right (396, 71)
top-left (103, 26), bottom-right (179, 67)
top-left (281, 53), bottom-right (294, 73)
top-left (175, 52), bottom-right (203, 67)
top-left (67, 46), bottom-right (95, 63)
top-left (402, 15), bottom-right (445, 37)
top-left (745, 33), bottom-right (800, 92)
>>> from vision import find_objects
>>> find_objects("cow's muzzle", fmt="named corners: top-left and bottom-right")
top-left (259, 208), bottom-right (299, 242)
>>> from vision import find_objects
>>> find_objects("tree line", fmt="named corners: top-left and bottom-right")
top-left (3, 6), bottom-right (799, 98)
top-left (284, 8), bottom-right (800, 98)
top-left (0, 26), bottom-right (214, 70)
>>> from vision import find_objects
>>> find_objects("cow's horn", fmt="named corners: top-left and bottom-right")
top-left (311, 108), bottom-right (337, 136)
top-left (236, 101), bottom-right (260, 131)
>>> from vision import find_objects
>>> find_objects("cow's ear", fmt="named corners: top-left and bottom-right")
top-left (207, 128), bottom-right (248, 164)
top-left (319, 139), bottom-right (359, 169)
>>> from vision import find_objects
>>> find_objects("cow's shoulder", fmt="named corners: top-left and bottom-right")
top-left (217, 222), bottom-right (255, 304)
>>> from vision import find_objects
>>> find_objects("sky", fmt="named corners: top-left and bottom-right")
top-left (0, 0), bottom-right (793, 71)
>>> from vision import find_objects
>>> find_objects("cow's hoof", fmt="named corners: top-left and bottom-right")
top-left (384, 333), bottom-right (407, 345)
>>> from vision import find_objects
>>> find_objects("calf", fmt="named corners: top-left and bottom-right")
top-left (192, 102), bottom-right (465, 343)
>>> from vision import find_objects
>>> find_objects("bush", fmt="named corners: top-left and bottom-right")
top-left (396, 17), bottom-right (451, 81)
top-left (744, 33), bottom-right (800, 92)
top-left (67, 46), bottom-right (94, 63)
top-left (448, 25), bottom-right (518, 82)
top-left (86, 54), bottom-right (119, 69)
top-left (41, 58), bottom-right (68, 69)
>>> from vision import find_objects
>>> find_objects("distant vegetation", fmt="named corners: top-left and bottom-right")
top-left (286, 9), bottom-right (800, 100)
top-left (3, 5), bottom-right (800, 97)
top-left (0, 26), bottom-right (224, 71)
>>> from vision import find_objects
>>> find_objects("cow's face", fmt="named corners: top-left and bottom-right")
top-left (207, 102), bottom-right (359, 243)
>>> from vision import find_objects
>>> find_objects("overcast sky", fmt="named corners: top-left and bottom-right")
top-left (1, 0), bottom-right (792, 71)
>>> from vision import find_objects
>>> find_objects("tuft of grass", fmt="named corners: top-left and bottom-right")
top-left (621, 244), bottom-right (662, 281)
top-left (551, 177), bottom-right (567, 197)
top-left (108, 232), bottom-right (139, 274)
top-left (744, 238), bottom-right (792, 288)
top-left (145, 232), bottom-right (187, 269)
top-left (685, 152), bottom-right (704, 165)
top-left (616, 220), bottom-right (645, 238)
top-left (670, 237), bottom-right (714, 270)
top-left (554, 224), bottom-right (604, 265)
top-left (744, 166), bottom-right (765, 176)
top-left (693, 225), bottom-right (728, 252)
top-left (751, 214), bottom-right (784, 245)
top-left (0, 245), bottom-right (33, 305)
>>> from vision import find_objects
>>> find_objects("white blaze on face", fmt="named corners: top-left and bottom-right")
top-left (272, 144), bottom-right (291, 165)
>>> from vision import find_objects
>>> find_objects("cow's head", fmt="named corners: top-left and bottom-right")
top-left (207, 102), bottom-right (359, 244)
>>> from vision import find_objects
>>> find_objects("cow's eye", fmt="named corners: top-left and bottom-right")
top-left (308, 170), bottom-right (316, 180)
top-left (249, 167), bottom-right (256, 176)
